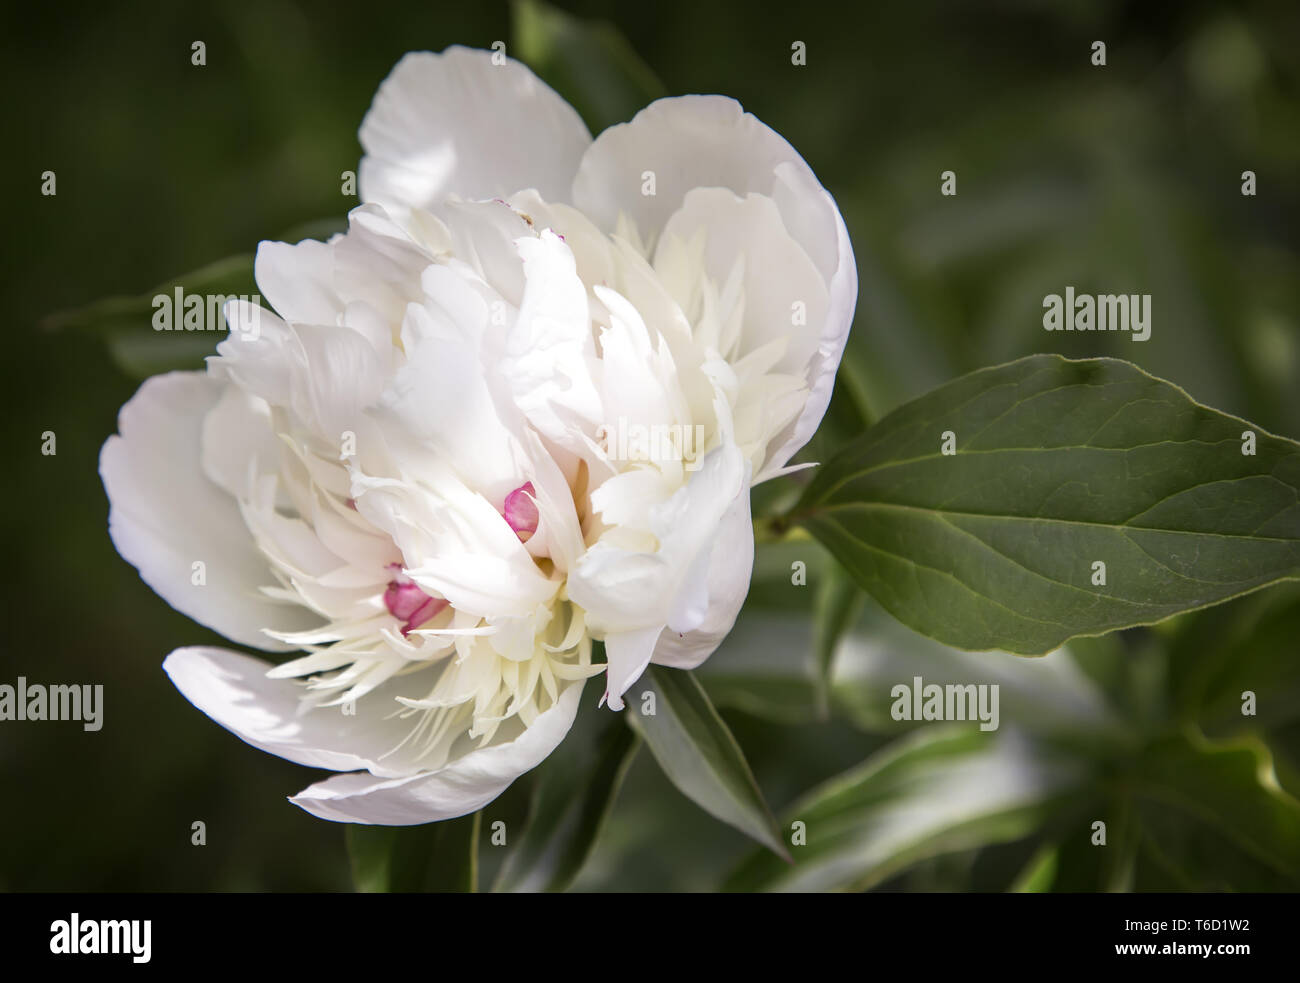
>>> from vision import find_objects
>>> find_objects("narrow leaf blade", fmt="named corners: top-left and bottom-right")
top-left (726, 727), bottom-right (1085, 892)
top-left (627, 665), bottom-right (787, 858)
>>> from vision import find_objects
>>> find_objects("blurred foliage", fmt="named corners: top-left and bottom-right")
top-left (511, 0), bottom-right (667, 134)
top-left (4, 0), bottom-right (1298, 891)
top-left (348, 812), bottom-right (480, 892)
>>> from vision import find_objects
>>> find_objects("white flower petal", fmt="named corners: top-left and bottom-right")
top-left (656, 188), bottom-right (826, 375)
top-left (384, 299), bottom-right (524, 496)
top-left (504, 230), bottom-right (603, 456)
top-left (208, 302), bottom-right (297, 409)
top-left (573, 95), bottom-right (856, 474)
top-left (407, 552), bottom-right (558, 620)
top-left (165, 646), bottom-right (397, 772)
top-left (651, 486), bottom-right (754, 671)
top-left (254, 237), bottom-right (341, 326)
top-left (359, 46), bottom-right (591, 214)
top-left (571, 442), bottom-right (746, 632)
top-left (759, 164), bottom-right (857, 480)
top-left (199, 384), bottom-right (281, 500)
top-left (573, 95), bottom-right (828, 265)
top-left (288, 679), bottom-right (585, 824)
top-left (440, 198), bottom-right (533, 307)
top-left (574, 440), bottom-right (748, 711)
top-left (289, 322), bottom-right (389, 438)
top-left (100, 373), bottom-right (321, 651)
top-left (601, 624), bottom-right (663, 712)
top-left (334, 203), bottom-right (440, 323)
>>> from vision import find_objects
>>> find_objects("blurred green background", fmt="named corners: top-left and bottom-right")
top-left (3, 0), bottom-right (1298, 890)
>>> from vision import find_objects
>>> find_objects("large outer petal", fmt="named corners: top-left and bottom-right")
top-left (289, 681), bottom-right (585, 824)
top-left (572, 95), bottom-right (857, 477)
top-left (100, 372), bottom-right (320, 651)
top-left (359, 46), bottom-right (591, 214)
top-left (165, 646), bottom-right (586, 823)
top-left (164, 646), bottom-right (407, 773)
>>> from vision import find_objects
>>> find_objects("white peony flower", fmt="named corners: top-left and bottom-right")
top-left (100, 45), bottom-right (856, 825)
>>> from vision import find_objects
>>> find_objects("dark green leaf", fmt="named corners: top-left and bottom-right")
top-left (797, 354), bottom-right (1300, 654)
top-left (627, 665), bottom-right (787, 858)
top-left (1165, 583), bottom-right (1300, 736)
top-left (1046, 733), bottom-right (1300, 891)
top-left (1126, 734), bottom-right (1300, 890)
top-left (346, 811), bottom-right (481, 893)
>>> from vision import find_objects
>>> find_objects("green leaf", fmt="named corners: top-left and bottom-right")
top-left (726, 726), bottom-right (1085, 892)
top-left (697, 590), bottom-right (1125, 740)
top-left (1165, 583), bottom-right (1300, 736)
top-left (1047, 733), bottom-right (1300, 891)
top-left (511, 0), bottom-right (667, 134)
top-left (827, 598), bottom-right (1128, 743)
top-left (43, 254), bottom-right (256, 379)
top-left (100, 331), bottom-right (226, 380)
top-left (796, 354), bottom-right (1300, 654)
top-left (811, 565), bottom-right (865, 719)
top-left (494, 705), bottom-right (639, 892)
top-left (42, 254), bottom-right (257, 336)
top-left (1126, 734), bottom-right (1300, 890)
top-left (626, 665), bottom-right (787, 858)
top-left (346, 811), bottom-right (481, 893)
top-left (1008, 842), bottom-right (1060, 893)
top-left (1268, 721), bottom-right (1300, 800)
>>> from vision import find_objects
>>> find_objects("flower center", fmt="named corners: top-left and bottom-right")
top-left (383, 564), bottom-right (449, 636)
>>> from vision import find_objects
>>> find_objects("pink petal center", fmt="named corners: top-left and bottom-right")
top-left (503, 481), bottom-right (539, 542)
top-left (384, 564), bottom-right (448, 635)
